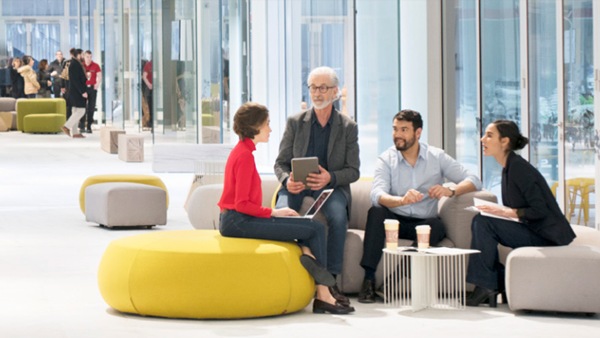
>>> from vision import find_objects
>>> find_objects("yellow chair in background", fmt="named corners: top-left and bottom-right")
top-left (551, 178), bottom-right (595, 226)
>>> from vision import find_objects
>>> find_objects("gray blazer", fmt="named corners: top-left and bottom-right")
top-left (274, 108), bottom-right (360, 211)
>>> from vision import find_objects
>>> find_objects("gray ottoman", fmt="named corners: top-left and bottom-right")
top-left (85, 182), bottom-right (167, 228)
top-left (506, 225), bottom-right (600, 314)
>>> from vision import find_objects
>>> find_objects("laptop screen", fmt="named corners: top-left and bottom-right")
top-left (304, 189), bottom-right (333, 216)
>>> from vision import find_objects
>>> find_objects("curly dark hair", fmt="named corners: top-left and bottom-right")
top-left (233, 102), bottom-right (269, 140)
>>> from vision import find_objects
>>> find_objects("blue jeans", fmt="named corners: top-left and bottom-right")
top-left (466, 214), bottom-right (554, 290)
top-left (276, 188), bottom-right (348, 275)
top-left (219, 210), bottom-right (328, 267)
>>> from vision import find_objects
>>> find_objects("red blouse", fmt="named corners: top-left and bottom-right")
top-left (217, 138), bottom-right (272, 218)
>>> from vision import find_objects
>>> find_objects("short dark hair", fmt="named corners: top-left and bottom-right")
top-left (233, 102), bottom-right (269, 140)
top-left (492, 119), bottom-right (529, 152)
top-left (393, 109), bottom-right (423, 130)
top-left (22, 55), bottom-right (33, 65)
top-left (73, 49), bottom-right (83, 58)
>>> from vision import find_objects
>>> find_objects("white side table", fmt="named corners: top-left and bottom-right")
top-left (383, 247), bottom-right (480, 311)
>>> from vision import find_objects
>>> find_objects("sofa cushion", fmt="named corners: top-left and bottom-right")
top-left (438, 190), bottom-right (497, 249)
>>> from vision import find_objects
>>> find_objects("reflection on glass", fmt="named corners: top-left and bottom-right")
top-left (481, 0), bottom-right (521, 201)
top-left (445, 0), bottom-right (478, 177)
top-left (528, 0), bottom-right (558, 186)
top-left (355, 0), bottom-right (399, 176)
top-left (563, 0), bottom-right (595, 226)
top-left (300, 0), bottom-right (353, 118)
top-left (197, 0), bottom-right (221, 144)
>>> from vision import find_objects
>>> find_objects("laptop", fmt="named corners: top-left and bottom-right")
top-left (275, 189), bottom-right (334, 219)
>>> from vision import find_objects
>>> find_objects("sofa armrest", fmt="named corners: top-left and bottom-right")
top-left (438, 190), bottom-right (497, 249)
top-left (187, 184), bottom-right (224, 229)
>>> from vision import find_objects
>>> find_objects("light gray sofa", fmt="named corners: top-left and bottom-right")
top-left (0, 97), bottom-right (17, 131)
top-left (506, 225), bottom-right (600, 314)
top-left (187, 176), bottom-right (497, 294)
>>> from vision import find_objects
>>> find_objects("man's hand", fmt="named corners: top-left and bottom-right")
top-left (402, 189), bottom-right (424, 205)
top-left (306, 165), bottom-right (331, 191)
top-left (286, 172), bottom-right (305, 194)
top-left (428, 184), bottom-right (452, 199)
top-left (271, 207), bottom-right (300, 217)
top-left (82, 92), bottom-right (88, 99)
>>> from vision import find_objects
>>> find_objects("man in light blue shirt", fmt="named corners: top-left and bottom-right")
top-left (358, 109), bottom-right (482, 303)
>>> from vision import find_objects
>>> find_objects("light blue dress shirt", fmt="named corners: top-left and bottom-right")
top-left (370, 142), bottom-right (482, 219)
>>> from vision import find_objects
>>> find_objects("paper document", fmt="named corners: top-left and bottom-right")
top-left (473, 198), bottom-right (521, 223)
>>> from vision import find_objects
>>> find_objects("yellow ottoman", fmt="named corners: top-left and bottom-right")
top-left (98, 230), bottom-right (314, 319)
top-left (79, 174), bottom-right (168, 213)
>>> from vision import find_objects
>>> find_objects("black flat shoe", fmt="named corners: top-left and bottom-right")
top-left (329, 284), bottom-right (352, 308)
top-left (300, 254), bottom-right (335, 287)
top-left (466, 286), bottom-right (499, 307)
top-left (358, 279), bottom-right (376, 303)
top-left (312, 299), bottom-right (352, 314)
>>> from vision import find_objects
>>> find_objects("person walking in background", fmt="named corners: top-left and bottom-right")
top-left (62, 49), bottom-right (87, 139)
top-left (18, 55), bottom-right (39, 98)
top-left (80, 50), bottom-right (101, 133)
top-left (466, 120), bottom-right (576, 307)
top-left (10, 57), bottom-right (25, 99)
top-left (219, 102), bottom-right (353, 315)
top-left (142, 59), bottom-right (153, 130)
top-left (47, 50), bottom-right (66, 98)
top-left (36, 59), bottom-right (52, 98)
top-left (61, 48), bottom-right (76, 119)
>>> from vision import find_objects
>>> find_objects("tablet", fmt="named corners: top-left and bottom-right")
top-left (291, 157), bottom-right (319, 185)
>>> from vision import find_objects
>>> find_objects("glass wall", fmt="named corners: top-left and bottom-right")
top-left (443, 0), bottom-right (478, 177)
top-left (446, 0), bottom-right (597, 226)
top-left (563, 0), bottom-right (595, 226)
top-left (480, 0), bottom-right (521, 199)
top-left (355, 0), bottom-right (400, 176)
top-left (528, 0), bottom-right (558, 187)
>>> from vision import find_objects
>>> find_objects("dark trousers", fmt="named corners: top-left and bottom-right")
top-left (466, 214), bottom-right (553, 290)
top-left (80, 87), bottom-right (97, 130)
top-left (360, 206), bottom-right (446, 272)
top-left (219, 209), bottom-right (328, 267)
top-left (276, 188), bottom-right (348, 275)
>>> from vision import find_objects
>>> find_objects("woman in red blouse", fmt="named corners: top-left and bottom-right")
top-left (218, 102), bottom-right (353, 314)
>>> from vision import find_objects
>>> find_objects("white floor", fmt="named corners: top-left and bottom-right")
top-left (1, 130), bottom-right (599, 338)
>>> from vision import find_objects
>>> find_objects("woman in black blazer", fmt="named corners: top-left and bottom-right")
top-left (466, 120), bottom-right (576, 307)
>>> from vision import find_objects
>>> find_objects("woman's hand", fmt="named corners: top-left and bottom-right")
top-left (476, 205), bottom-right (517, 219)
top-left (271, 207), bottom-right (300, 217)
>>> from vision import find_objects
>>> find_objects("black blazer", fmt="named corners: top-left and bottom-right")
top-left (502, 151), bottom-right (576, 245)
top-left (68, 59), bottom-right (87, 108)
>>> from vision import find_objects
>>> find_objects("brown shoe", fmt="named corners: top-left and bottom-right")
top-left (61, 126), bottom-right (71, 137)
top-left (329, 284), bottom-right (352, 308)
top-left (72, 134), bottom-right (85, 138)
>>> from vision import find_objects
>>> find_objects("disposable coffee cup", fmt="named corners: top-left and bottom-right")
top-left (415, 225), bottom-right (431, 249)
top-left (384, 219), bottom-right (399, 249)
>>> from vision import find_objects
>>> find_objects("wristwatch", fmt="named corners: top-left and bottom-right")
top-left (448, 187), bottom-right (456, 198)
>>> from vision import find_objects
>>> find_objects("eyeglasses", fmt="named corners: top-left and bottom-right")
top-left (307, 85), bottom-right (335, 93)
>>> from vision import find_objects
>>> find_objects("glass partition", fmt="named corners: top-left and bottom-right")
top-left (563, 0), bottom-right (595, 226)
top-left (480, 0), bottom-right (521, 200)
top-left (355, 0), bottom-right (400, 176)
top-left (443, 0), bottom-right (478, 177)
top-left (528, 0), bottom-right (558, 186)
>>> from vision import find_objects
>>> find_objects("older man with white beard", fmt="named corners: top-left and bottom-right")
top-left (274, 66), bottom-right (360, 310)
